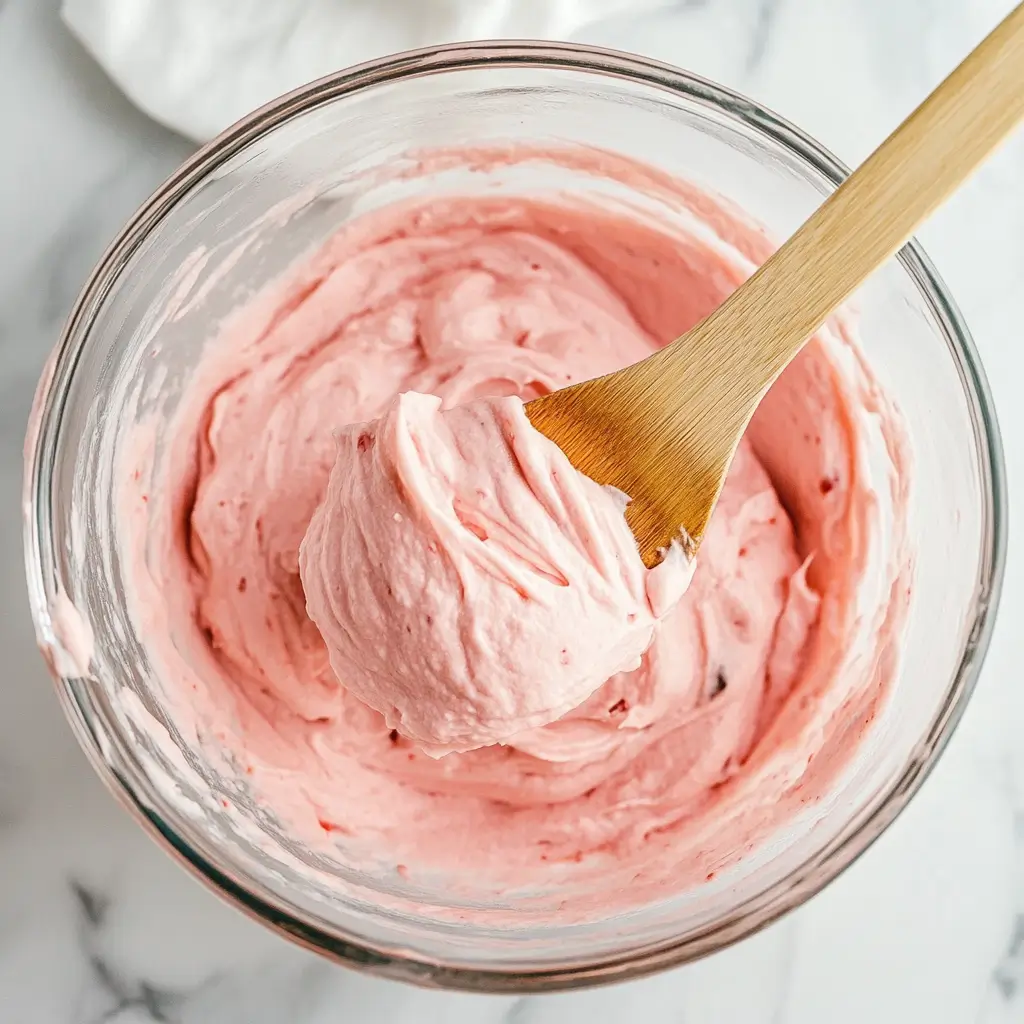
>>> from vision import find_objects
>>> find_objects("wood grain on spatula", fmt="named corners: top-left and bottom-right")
top-left (526, 2), bottom-right (1024, 567)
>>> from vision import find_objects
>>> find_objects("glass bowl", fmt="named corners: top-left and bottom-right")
top-left (23, 41), bottom-right (1006, 991)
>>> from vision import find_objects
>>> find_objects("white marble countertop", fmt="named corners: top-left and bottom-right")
top-left (2, 0), bottom-right (1024, 1021)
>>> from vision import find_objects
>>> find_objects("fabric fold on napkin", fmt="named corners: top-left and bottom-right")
top-left (63, 0), bottom-right (673, 142)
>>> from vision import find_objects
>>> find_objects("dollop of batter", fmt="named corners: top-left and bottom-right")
top-left (124, 147), bottom-right (908, 913)
top-left (300, 391), bottom-right (692, 753)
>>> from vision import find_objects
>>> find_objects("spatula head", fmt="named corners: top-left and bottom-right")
top-left (525, 346), bottom-right (754, 568)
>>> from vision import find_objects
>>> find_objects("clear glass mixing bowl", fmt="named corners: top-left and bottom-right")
top-left (24, 42), bottom-right (1005, 990)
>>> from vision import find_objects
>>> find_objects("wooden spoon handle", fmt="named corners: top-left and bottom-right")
top-left (663, 1), bottom-right (1024, 403)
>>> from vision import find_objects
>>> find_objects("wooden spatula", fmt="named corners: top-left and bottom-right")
top-left (526, 3), bottom-right (1024, 567)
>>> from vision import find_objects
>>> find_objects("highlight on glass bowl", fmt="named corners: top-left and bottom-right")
top-left (23, 41), bottom-right (1004, 991)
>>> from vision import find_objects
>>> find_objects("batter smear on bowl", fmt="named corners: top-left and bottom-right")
top-left (123, 146), bottom-right (910, 915)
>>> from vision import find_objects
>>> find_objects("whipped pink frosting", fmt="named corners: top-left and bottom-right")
top-left (299, 392), bottom-right (692, 753)
top-left (122, 146), bottom-right (909, 914)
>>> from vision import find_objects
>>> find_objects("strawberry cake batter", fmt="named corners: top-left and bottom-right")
top-left (300, 391), bottom-right (694, 754)
top-left (122, 146), bottom-right (909, 912)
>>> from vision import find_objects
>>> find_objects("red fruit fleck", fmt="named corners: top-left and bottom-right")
top-left (237, 577), bottom-right (247, 593)
top-left (464, 519), bottom-right (488, 541)
top-left (819, 476), bottom-right (837, 495)
top-left (609, 698), bottom-right (629, 714)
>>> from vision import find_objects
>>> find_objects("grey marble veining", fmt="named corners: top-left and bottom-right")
top-left (2, 0), bottom-right (1024, 1021)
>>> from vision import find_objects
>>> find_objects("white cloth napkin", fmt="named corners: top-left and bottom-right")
top-left (63, 0), bottom-right (673, 142)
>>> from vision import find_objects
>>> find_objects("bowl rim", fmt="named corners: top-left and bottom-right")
top-left (23, 39), bottom-right (1008, 992)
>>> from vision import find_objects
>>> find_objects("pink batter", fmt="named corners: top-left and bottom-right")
top-left (300, 391), bottom-right (692, 753)
top-left (123, 147), bottom-right (909, 913)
